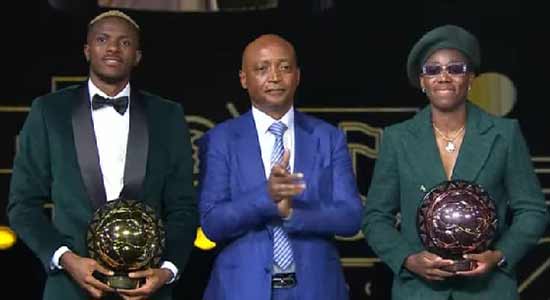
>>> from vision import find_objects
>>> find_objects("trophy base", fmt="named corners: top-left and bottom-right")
top-left (93, 271), bottom-right (144, 289)
top-left (441, 259), bottom-right (477, 272)
top-left (107, 275), bottom-right (142, 289)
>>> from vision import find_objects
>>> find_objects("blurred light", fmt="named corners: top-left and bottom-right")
top-left (194, 227), bottom-right (216, 250)
top-left (0, 226), bottom-right (17, 250)
top-left (468, 72), bottom-right (516, 117)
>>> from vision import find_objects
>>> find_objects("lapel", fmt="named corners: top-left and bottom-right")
top-left (451, 102), bottom-right (496, 182)
top-left (404, 102), bottom-right (497, 192)
top-left (72, 85), bottom-right (107, 209)
top-left (405, 105), bottom-right (447, 191)
top-left (72, 85), bottom-right (149, 210)
top-left (293, 111), bottom-right (317, 183)
top-left (234, 111), bottom-right (267, 191)
top-left (119, 89), bottom-right (148, 201)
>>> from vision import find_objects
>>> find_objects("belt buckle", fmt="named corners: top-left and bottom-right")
top-left (272, 273), bottom-right (297, 289)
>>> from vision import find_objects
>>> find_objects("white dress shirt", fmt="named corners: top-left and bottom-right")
top-left (88, 79), bottom-right (130, 201)
top-left (251, 105), bottom-right (295, 177)
top-left (52, 79), bottom-right (177, 283)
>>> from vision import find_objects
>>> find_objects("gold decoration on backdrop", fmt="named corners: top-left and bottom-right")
top-left (518, 237), bottom-right (550, 292)
top-left (339, 121), bottom-right (382, 162)
top-left (51, 76), bottom-right (87, 92)
top-left (468, 72), bottom-right (517, 117)
top-left (341, 257), bottom-right (381, 268)
top-left (186, 115), bottom-right (216, 177)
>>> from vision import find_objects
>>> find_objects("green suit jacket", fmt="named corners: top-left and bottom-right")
top-left (7, 85), bottom-right (198, 300)
top-left (362, 102), bottom-right (549, 300)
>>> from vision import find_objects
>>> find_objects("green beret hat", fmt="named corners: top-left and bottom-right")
top-left (406, 24), bottom-right (481, 88)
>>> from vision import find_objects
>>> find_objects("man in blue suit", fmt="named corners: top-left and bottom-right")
top-left (198, 34), bottom-right (363, 300)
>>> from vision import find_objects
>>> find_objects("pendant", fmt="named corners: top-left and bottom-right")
top-left (445, 141), bottom-right (456, 153)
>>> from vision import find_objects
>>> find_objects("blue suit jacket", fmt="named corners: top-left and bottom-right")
top-left (198, 110), bottom-right (363, 300)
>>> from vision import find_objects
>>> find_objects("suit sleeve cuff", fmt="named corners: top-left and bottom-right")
top-left (51, 246), bottom-right (71, 270)
top-left (160, 261), bottom-right (179, 284)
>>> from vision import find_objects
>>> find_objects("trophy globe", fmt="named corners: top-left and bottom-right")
top-left (87, 199), bottom-right (165, 289)
top-left (417, 180), bottom-right (497, 272)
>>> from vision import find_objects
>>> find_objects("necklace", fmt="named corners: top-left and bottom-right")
top-left (432, 123), bottom-right (465, 153)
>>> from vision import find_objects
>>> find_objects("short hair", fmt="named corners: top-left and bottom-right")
top-left (88, 10), bottom-right (140, 31)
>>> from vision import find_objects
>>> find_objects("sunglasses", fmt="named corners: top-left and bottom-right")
top-left (421, 62), bottom-right (469, 76)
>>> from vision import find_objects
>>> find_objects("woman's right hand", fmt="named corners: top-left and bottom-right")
top-left (404, 251), bottom-right (456, 281)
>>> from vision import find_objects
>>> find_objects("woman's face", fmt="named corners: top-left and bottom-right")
top-left (419, 48), bottom-right (474, 112)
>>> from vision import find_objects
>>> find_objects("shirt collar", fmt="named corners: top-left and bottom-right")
top-left (88, 79), bottom-right (131, 103)
top-left (251, 105), bottom-right (294, 135)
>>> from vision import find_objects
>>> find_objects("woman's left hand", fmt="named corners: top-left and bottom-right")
top-left (456, 250), bottom-right (503, 277)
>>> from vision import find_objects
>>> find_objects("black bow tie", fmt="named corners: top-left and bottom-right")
top-left (92, 94), bottom-right (129, 115)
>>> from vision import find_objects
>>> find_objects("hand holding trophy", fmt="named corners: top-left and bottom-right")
top-left (87, 199), bottom-right (165, 289)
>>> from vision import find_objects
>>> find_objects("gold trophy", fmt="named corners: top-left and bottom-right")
top-left (87, 199), bottom-right (165, 289)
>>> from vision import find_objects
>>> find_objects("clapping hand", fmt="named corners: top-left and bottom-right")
top-left (267, 149), bottom-right (305, 217)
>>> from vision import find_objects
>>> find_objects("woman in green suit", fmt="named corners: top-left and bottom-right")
top-left (362, 24), bottom-right (548, 300)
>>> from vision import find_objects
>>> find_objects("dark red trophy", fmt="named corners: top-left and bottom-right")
top-left (417, 180), bottom-right (497, 272)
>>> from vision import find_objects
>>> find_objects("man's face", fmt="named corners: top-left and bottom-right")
top-left (420, 48), bottom-right (474, 112)
top-left (84, 17), bottom-right (142, 86)
top-left (239, 36), bottom-right (300, 116)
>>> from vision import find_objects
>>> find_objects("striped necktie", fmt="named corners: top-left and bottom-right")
top-left (268, 121), bottom-right (295, 271)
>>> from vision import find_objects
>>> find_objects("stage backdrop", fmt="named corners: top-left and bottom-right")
top-left (1, 1), bottom-right (548, 299)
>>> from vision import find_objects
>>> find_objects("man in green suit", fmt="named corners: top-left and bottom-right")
top-left (7, 10), bottom-right (198, 300)
top-left (362, 25), bottom-right (549, 300)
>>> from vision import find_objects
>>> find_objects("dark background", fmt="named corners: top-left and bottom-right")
top-left (1, 1), bottom-right (548, 299)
